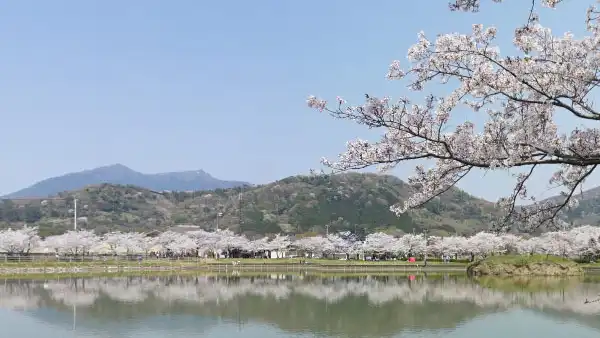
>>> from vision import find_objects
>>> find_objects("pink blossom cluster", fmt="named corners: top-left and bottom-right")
top-left (2, 226), bottom-right (600, 259)
top-left (308, 0), bottom-right (600, 230)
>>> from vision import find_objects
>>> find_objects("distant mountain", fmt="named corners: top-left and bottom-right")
top-left (0, 172), bottom-right (498, 237)
top-left (4, 164), bottom-right (249, 198)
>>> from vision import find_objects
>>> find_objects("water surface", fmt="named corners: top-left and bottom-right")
top-left (1, 273), bottom-right (599, 337)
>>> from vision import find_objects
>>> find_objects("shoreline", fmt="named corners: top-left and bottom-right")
top-left (1, 259), bottom-right (599, 277)
top-left (0, 263), bottom-right (467, 276)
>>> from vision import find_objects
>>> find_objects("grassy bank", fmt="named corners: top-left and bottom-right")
top-left (4, 256), bottom-right (600, 269)
top-left (0, 258), bottom-right (468, 276)
top-left (3, 256), bottom-right (599, 277)
top-left (0, 257), bottom-right (467, 268)
top-left (0, 270), bottom-right (468, 280)
top-left (475, 254), bottom-right (572, 265)
top-left (203, 258), bottom-right (468, 265)
top-left (467, 254), bottom-right (584, 276)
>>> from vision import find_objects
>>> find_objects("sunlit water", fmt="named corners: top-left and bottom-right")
top-left (1, 273), bottom-right (600, 337)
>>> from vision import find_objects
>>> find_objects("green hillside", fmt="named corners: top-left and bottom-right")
top-left (0, 173), bottom-right (497, 237)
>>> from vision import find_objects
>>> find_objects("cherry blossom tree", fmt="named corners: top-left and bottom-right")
top-left (4, 224), bottom-right (600, 261)
top-left (517, 236), bottom-right (545, 255)
top-left (328, 232), bottom-right (362, 259)
top-left (167, 235), bottom-right (197, 255)
top-left (123, 232), bottom-right (152, 255)
top-left (326, 233), bottom-right (349, 255)
top-left (307, 0), bottom-right (600, 232)
top-left (497, 233), bottom-right (523, 255)
top-left (101, 231), bottom-right (125, 255)
top-left (215, 229), bottom-right (248, 258)
top-left (153, 231), bottom-right (196, 255)
top-left (246, 237), bottom-right (270, 258)
top-left (188, 229), bottom-right (219, 257)
top-left (567, 225), bottom-right (600, 260)
top-left (362, 232), bottom-right (395, 255)
top-left (0, 226), bottom-right (40, 255)
top-left (295, 236), bottom-right (332, 258)
top-left (466, 232), bottom-right (504, 259)
top-left (267, 234), bottom-right (291, 258)
top-left (431, 236), bottom-right (465, 259)
top-left (399, 234), bottom-right (427, 257)
top-left (43, 230), bottom-right (99, 256)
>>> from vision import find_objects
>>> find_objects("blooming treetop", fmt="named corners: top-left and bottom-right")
top-left (294, 236), bottom-right (334, 255)
top-left (307, 0), bottom-right (600, 231)
top-left (42, 230), bottom-right (99, 255)
top-left (0, 226), bottom-right (40, 255)
top-left (268, 234), bottom-right (292, 252)
top-left (362, 232), bottom-right (395, 253)
top-left (2, 226), bottom-right (600, 259)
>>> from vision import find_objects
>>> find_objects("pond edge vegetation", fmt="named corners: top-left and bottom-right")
top-left (467, 255), bottom-right (586, 276)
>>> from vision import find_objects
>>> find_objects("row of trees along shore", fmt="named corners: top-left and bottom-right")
top-left (1, 225), bottom-right (600, 262)
top-left (4, 1), bottom-right (600, 264)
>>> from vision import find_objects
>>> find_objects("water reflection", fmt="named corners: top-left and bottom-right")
top-left (0, 274), bottom-right (599, 337)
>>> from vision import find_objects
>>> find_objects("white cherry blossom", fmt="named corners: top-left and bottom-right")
top-left (43, 230), bottom-right (99, 255)
top-left (0, 225), bottom-right (600, 261)
top-left (308, 0), bottom-right (600, 231)
top-left (0, 226), bottom-right (40, 255)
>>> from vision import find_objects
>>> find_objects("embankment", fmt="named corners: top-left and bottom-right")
top-left (467, 255), bottom-right (585, 276)
top-left (0, 263), bottom-right (466, 276)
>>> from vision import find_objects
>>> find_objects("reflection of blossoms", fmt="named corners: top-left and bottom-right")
top-left (0, 283), bottom-right (41, 310)
top-left (1, 276), bottom-right (599, 316)
top-left (43, 282), bottom-right (99, 307)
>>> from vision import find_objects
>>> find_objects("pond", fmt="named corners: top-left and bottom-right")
top-left (1, 273), bottom-right (599, 337)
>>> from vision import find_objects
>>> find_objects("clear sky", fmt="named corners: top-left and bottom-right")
top-left (0, 0), bottom-right (595, 201)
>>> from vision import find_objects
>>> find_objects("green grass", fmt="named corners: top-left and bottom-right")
top-left (0, 270), bottom-right (467, 281)
top-left (204, 258), bottom-right (466, 266)
top-left (4, 255), bottom-right (594, 272)
top-left (0, 258), bottom-right (468, 268)
top-left (5, 255), bottom-right (599, 270)
top-left (473, 254), bottom-right (574, 267)
top-left (578, 262), bottom-right (600, 268)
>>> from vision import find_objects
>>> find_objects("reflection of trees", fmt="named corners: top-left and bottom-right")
top-left (0, 275), bottom-right (599, 337)
top-left (0, 282), bottom-right (41, 310)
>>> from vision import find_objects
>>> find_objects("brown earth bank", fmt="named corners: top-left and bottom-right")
top-left (467, 255), bottom-right (585, 276)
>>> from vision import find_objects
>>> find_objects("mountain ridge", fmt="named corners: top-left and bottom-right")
top-left (0, 172), bottom-right (499, 237)
top-left (5, 164), bottom-right (600, 236)
top-left (4, 164), bottom-right (249, 199)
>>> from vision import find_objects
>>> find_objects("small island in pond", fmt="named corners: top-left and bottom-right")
top-left (467, 255), bottom-right (585, 276)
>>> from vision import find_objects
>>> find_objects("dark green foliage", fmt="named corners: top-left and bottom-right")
top-left (0, 173), bottom-right (498, 236)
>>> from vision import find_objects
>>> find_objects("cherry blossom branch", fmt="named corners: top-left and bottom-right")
top-left (308, 0), bottom-right (600, 231)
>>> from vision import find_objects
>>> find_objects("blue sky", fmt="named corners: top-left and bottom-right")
top-left (0, 0), bottom-right (595, 201)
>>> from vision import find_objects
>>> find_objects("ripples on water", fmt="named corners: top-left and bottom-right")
top-left (0, 274), bottom-right (599, 337)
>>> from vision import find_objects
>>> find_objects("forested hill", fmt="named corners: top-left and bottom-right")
top-left (0, 173), bottom-right (498, 237)
top-left (542, 186), bottom-right (600, 226)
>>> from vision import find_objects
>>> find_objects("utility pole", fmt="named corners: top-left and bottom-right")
top-left (238, 185), bottom-right (243, 226)
top-left (325, 224), bottom-right (330, 236)
top-left (216, 212), bottom-right (223, 231)
top-left (423, 228), bottom-right (429, 262)
top-left (74, 199), bottom-right (77, 231)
